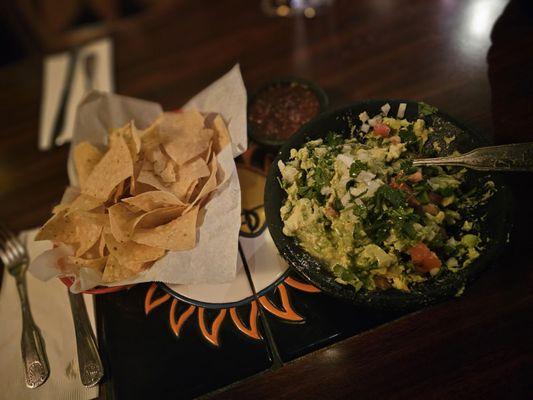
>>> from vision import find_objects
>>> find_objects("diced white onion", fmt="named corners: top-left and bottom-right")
top-left (359, 111), bottom-right (369, 122)
top-left (355, 149), bottom-right (370, 162)
top-left (336, 153), bottom-right (354, 167)
top-left (366, 179), bottom-right (384, 196)
top-left (397, 103), bottom-right (407, 118)
top-left (381, 103), bottom-right (391, 116)
top-left (356, 170), bottom-right (376, 183)
top-left (341, 192), bottom-right (351, 207)
top-left (350, 186), bottom-right (367, 197)
top-left (361, 123), bottom-right (370, 133)
top-left (320, 186), bottom-right (332, 195)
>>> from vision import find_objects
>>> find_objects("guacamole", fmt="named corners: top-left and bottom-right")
top-left (278, 103), bottom-right (495, 292)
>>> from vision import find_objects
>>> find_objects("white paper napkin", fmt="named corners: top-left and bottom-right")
top-left (0, 229), bottom-right (98, 400)
top-left (39, 38), bottom-right (114, 151)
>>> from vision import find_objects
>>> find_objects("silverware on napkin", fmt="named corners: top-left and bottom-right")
top-left (67, 291), bottom-right (104, 387)
top-left (51, 48), bottom-right (79, 146)
top-left (413, 142), bottom-right (533, 171)
top-left (0, 224), bottom-right (49, 389)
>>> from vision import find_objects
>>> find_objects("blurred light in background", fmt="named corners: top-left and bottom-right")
top-left (454, 0), bottom-right (507, 61)
top-left (262, 0), bottom-right (334, 18)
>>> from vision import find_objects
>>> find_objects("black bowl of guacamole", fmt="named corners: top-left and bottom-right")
top-left (264, 99), bottom-right (512, 311)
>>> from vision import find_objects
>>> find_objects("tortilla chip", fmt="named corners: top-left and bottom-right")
top-left (101, 255), bottom-right (138, 283)
top-left (159, 160), bottom-right (176, 183)
top-left (66, 256), bottom-right (107, 272)
top-left (159, 111), bottom-right (213, 165)
top-left (98, 233), bottom-right (107, 257)
top-left (189, 155), bottom-right (219, 205)
top-left (177, 156), bottom-right (211, 181)
top-left (130, 152), bottom-right (146, 196)
top-left (122, 191), bottom-right (184, 211)
top-left (113, 181), bottom-right (126, 203)
top-left (184, 180), bottom-right (199, 203)
top-left (166, 157), bottom-right (211, 200)
top-left (109, 121), bottom-right (142, 161)
top-left (137, 169), bottom-right (170, 192)
top-left (68, 194), bottom-right (104, 213)
top-left (53, 193), bottom-right (103, 215)
top-left (75, 211), bottom-right (109, 227)
top-left (83, 135), bottom-right (133, 200)
top-left (131, 181), bottom-right (156, 196)
top-left (104, 233), bottom-right (166, 266)
top-left (73, 142), bottom-right (103, 190)
top-left (207, 114), bottom-right (231, 155)
top-left (140, 117), bottom-right (162, 153)
top-left (135, 206), bottom-right (185, 229)
top-left (108, 203), bottom-right (144, 243)
top-left (147, 146), bottom-right (167, 175)
top-left (132, 206), bottom-right (199, 251)
top-left (36, 210), bottom-right (103, 257)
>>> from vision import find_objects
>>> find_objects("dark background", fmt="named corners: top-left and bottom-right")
top-left (0, 0), bottom-right (531, 398)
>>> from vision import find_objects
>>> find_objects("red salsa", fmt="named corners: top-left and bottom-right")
top-left (249, 82), bottom-right (321, 141)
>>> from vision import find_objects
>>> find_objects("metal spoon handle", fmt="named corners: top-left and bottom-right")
top-left (413, 142), bottom-right (533, 171)
top-left (67, 291), bottom-right (104, 387)
top-left (15, 274), bottom-right (50, 388)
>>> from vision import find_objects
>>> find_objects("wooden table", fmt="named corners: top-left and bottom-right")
top-left (1, 0), bottom-right (531, 398)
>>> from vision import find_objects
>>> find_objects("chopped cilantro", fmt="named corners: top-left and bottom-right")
top-left (418, 101), bottom-right (438, 117)
top-left (374, 185), bottom-right (406, 208)
top-left (325, 132), bottom-right (343, 147)
top-left (332, 197), bottom-right (344, 211)
top-left (349, 160), bottom-right (367, 178)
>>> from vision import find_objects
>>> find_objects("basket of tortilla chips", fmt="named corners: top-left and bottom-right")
top-left (29, 66), bottom-right (247, 293)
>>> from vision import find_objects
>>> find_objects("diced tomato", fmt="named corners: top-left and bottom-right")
top-left (390, 179), bottom-right (400, 190)
top-left (390, 179), bottom-right (412, 194)
top-left (408, 242), bottom-right (442, 272)
top-left (422, 203), bottom-right (440, 216)
top-left (390, 179), bottom-right (419, 206)
top-left (408, 242), bottom-right (431, 264)
top-left (428, 192), bottom-right (443, 204)
top-left (408, 195), bottom-right (420, 207)
top-left (373, 123), bottom-right (391, 137)
top-left (423, 252), bottom-right (442, 271)
top-left (407, 170), bottom-right (423, 183)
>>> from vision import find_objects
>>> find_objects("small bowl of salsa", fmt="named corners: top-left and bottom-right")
top-left (248, 77), bottom-right (328, 147)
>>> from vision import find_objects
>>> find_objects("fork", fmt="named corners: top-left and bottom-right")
top-left (413, 142), bottom-right (533, 171)
top-left (0, 224), bottom-right (50, 388)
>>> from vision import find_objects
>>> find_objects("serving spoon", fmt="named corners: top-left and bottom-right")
top-left (413, 142), bottom-right (533, 171)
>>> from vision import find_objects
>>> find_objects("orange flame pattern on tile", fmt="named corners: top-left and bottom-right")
top-left (198, 308), bottom-right (227, 347)
top-left (258, 283), bottom-right (304, 322)
top-left (284, 277), bottom-right (320, 293)
top-left (170, 300), bottom-right (196, 337)
top-left (145, 283), bottom-right (171, 315)
top-left (145, 276), bottom-right (318, 346)
top-left (230, 301), bottom-right (261, 340)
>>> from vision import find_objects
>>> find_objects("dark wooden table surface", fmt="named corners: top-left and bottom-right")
top-left (1, 0), bottom-right (532, 398)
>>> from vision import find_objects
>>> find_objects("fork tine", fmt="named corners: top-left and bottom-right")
top-left (0, 224), bottom-right (24, 263)
top-left (0, 225), bottom-right (15, 248)
top-left (0, 235), bottom-right (15, 266)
